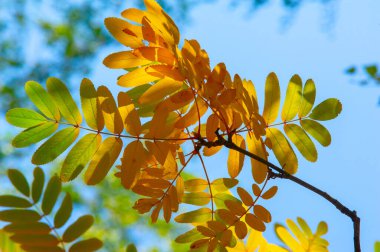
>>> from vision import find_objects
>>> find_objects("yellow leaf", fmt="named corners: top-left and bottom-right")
top-left (246, 134), bottom-right (268, 184)
top-left (298, 79), bottom-right (316, 118)
top-left (103, 51), bottom-right (152, 69)
top-left (184, 179), bottom-right (208, 192)
top-left (138, 78), bottom-right (183, 105)
top-left (227, 134), bottom-right (246, 178)
top-left (266, 128), bottom-right (298, 174)
top-left (275, 224), bottom-right (304, 251)
top-left (203, 145), bottom-right (222, 157)
top-left (245, 213), bottom-right (266, 232)
top-left (118, 92), bottom-right (141, 136)
top-left (281, 74), bottom-right (302, 122)
top-left (182, 192), bottom-right (210, 206)
top-left (175, 97), bottom-right (208, 129)
top-left (97, 86), bottom-right (124, 134)
top-left (262, 72), bottom-right (280, 125)
top-left (121, 140), bottom-right (148, 189)
top-left (206, 114), bottom-right (220, 141)
top-left (174, 208), bottom-right (212, 223)
top-left (146, 65), bottom-right (185, 82)
top-left (84, 137), bottom-right (123, 185)
top-left (80, 78), bottom-right (104, 131)
top-left (284, 124), bottom-right (317, 162)
top-left (133, 47), bottom-right (177, 66)
top-left (300, 119), bottom-right (331, 147)
top-left (104, 17), bottom-right (143, 49)
top-left (118, 66), bottom-right (160, 87)
top-left (253, 205), bottom-right (271, 223)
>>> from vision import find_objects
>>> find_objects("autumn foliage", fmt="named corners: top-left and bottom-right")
top-left (2, 0), bottom-right (343, 251)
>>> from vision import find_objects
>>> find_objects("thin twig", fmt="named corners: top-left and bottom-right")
top-left (197, 129), bottom-right (361, 252)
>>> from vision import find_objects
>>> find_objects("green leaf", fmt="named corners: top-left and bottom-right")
top-left (297, 217), bottom-right (312, 236)
top-left (62, 215), bottom-right (94, 242)
top-left (345, 66), bottom-right (356, 74)
top-left (300, 119), bottom-right (331, 147)
top-left (25, 81), bottom-right (60, 120)
top-left (32, 127), bottom-right (80, 165)
top-left (175, 228), bottom-right (205, 244)
top-left (80, 78), bottom-right (104, 131)
top-left (61, 133), bottom-right (101, 182)
top-left (298, 79), bottom-right (316, 118)
top-left (54, 193), bottom-right (73, 229)
top-left (69, 238), bottom-right (103, 252)
top-left (375, 241), bottom-right (380, 252)
top-left (12, 121), bottom-right (58, 148)
top-left (263, 72), bottom-right (280, 124)
top-left (7, 169), bottom-right (30, 197)
top-left (267, 128), bottom-right (298, 174)
top-left (32, 167), bottom-right (45, 203)
top-left (365, 65), bottom-right (378, 77)
top-left (47, 77), bottom-right (82, 125)
top-left (284, 124), bottom-right (317, 162)
top-left (211, 178), bottom-right (238, 192)
top-left (181, 192), bottom-right (211, 206)
top-left (315, 221), bottom-right (328, 236)
top-left (6, 108), bottom-right (48, 128)
top-left (41, 176), bottom-right (62, 215)
top-left (0, 209), bottom-right (41, 222)
top-left (84, 137), bottom-right (123, 185)
top-left (309, 98), bottom-right (342, 121)
top-left (4, 222), bottom-right (51, 235)
top-left (174, 208), bottom-right (212, 223)
top-left (10, 234), bottom-right (59, 247)
top-left (0, 195), bottom-right (31, 208)
top-left (214, 193), bottom-right (239, 209)
top-left (281, 74), bottom-right (302, 121)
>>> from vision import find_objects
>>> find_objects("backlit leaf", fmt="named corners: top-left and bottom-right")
top-left (281, 74), bottom-right (302, 121)
top-left (0, 209), bottom-right (41, 223)
top-left (121, 140), bottom-right (147, 189)
top-left (6, 108), bottom-right (47, 128)
top-left (41, 176), bottom-right (61, 215)
top-left (174, 208), bottom-right (212, 223)
top-left (69, 238), bottom-right (103, 252)
top-left (104, 17), bottom-right (143, 49)
top-left (300, 119), bottom-right (331, 147)
top-left (138, 78), bottom-right (183, 104)
top-left (227, 134), bottom-right (245, 178)
top-left (32, 127), bottom-right (79, 165)
top-left (309, 98), bottom-right (342, 121)
top-left (182, 192), bottom-right (211, 206)
top-left (284, 124), bottom-right (317, 162)
top-left (10, 234), bottom-right (59, 247)
top-left (246, 134), bottom-right (268, 184)
top-left (118, 66), bottom-right (160, 87)
top-left (266, 128), bottom-right (298, 174)
top-left (62, 215), bottom-right (94, 243)
top-left (85, 137), bottom-right (123, 185)
top-left (4, 222), bottom-right (51, 235)
top-left (118, 92), bottom-right (141, 136)
top-left (12, 121), bottom-right (58, 148)
top-left (253, 205), bottom-right (271, 223)
top-left (184, 179), bottom-right (208, 192)
top-left (47, 77), bottom-right (82, 125)
top-left (54, 193), bottom-right (73, 229)
top-left (237, 187), bottom-right (254, 206)
top-left (0, 195), bottom-right (31, 208)
top-left (7, 169), bottom-right (30, 197)
top-left (245, 213), bottom-right (266, 232)
top-left (263, 72), bottom-right (280, 124)
top-left (275, 224), bottom-right (304, 251)
top-left (32, 167), bottom-right (45, 203)
top-left (80, 78), bottom-right (104, 131)
top-left (298, 79), bottom-right (316, 118)
top-left (212, 178), bottom-right (238, 192)
top-left (61, 133), bottom-right (101, 182)
top-left (25, 81), bottom-right (60, 121)
top-left (97, 86), bottom-right (124, 134)
top-left (261, 186), bottom-right (278, 200)
top-left (103, 51), bottom-right (151, 69)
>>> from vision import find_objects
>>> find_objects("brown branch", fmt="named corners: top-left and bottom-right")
top-left (198, 129), bottom-right (361, 252)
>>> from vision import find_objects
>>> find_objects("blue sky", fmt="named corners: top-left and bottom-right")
top-left (93, 0), bottom-right (380, 251)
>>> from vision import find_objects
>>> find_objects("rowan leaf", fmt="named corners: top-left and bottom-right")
top-left (235, 221), bottom-right (248, 239)
top-left (10, 234), bottom-right (59, 247)
top-left (4, 222), bottom-right (51, 235)
top-left (103, 51), bottom-right (151, 69)
top-left (245, 213), bottom-right (266, 232)
top-left (267, 128), bottom-right (298, 174)
top-left (214, 193), bottom-right (239, 209)
top-left (237, 187), bottom-right (254, 206)
top-left (97, 86), bottom-right (124, 134)
top-left (6, 108), bottom-right (48, 128)
top-left (227, 134), bottom-right (245, 178)
top-left (118, 66), bottom-right (160, 87)
top-left (118, 92), bottom-right (141, 136)
top-left (121, 140), bottom-right (147, 189)
top-left (32, 167), bottom-right (45, 203)
top-left (32, 127), bottom-right (79, 165)
top-left (253, 205), bottom-right (271, 223)
top-left (126, 244), bottom-right (138, 252)
top-left (12, 121), bottom-right (58, 148)
top-left (69, 238), bottom-right (103, 252)
top-left (104, 17), bottom-right (144, 49)
top-left (263, 72), bottom-right (280, 124)
top-left (61, 133), bottom-right (101, 182)
top-left (309, 98), bottom-right (342, 121)
top-left (62, 215), bottom-right (94, 243)
top-left (184, 179), bottom-right (208, 192)
top-left (298, 79), bottom-right (316, 118)
top-left (80, 78), bottom-right (104, 131)
top-left (25, 81), bottom-right (60, 121)
top-left (284, 124), bottom-right (317, 162)
top-left (211, 178), bottom-right (238, 192)
top-left (275, 224), bottom-right (304, 251)
top-left (261, 186), bottom-right (278, 200)
top-left (246, 134), bottom-right (268, 184)
top-left (174, 208), bottom-right (212, 223)
top-left (46, 77), bottom-right (82, 125)
top-left (281, 74), bottom-right (302, 121)
top-left (0, 209), bottom-right (41, 223)
top-left (85, 137), bottom-right (123, 185)
top-left (0, 195), bottom-right (32, 208)
top-left (182, 192), bottom-right (211, 206)
top-left (7, 169), bottom-right (30, 197)
top-left (54, 193), bottom-right (73, 229)
top-left (138, 78), bottom-right (183, 104)
top-left (300, 119), bottom-right (331, 147)
top-left (41, 175), bottom-right (61, 215)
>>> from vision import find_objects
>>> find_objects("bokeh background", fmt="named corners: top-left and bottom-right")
top-left (1, 0), bottom-right (379, 251)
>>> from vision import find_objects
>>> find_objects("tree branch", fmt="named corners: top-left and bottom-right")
top-left (198, 129), bottom-right (361, 252)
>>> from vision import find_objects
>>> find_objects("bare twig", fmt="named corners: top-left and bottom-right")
top-left (198, 129), bottom-right (361, 252)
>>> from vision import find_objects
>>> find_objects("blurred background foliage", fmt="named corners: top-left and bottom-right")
top-left (0, 0), bottom-right (377, 251)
